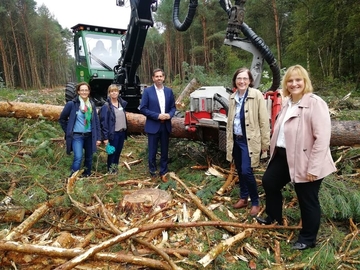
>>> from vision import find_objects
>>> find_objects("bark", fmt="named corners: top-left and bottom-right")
top-left (198, 229), bottom-right (253, 267)
top-left (0, 101), bottom-right (359, 146)
top-left (53, 219), bottom-right (301, 270)
top-left (0, 38), bottom-right (11, 88)
top-left (132, 237), bottom-right (179, 270)
top-left (20, 4), bottom-right (41, 89)
top-left (169, 172), bottom-right (238, 235)
top-left (5, 196), bottom-right (64, 241)
top-left (175, 78), bottom-right (198, 109)
top-left (0, 241), bottom-right (171, 270)
top-left (165, 30), bottom-right (172, 80)
top-left (216, 162), bottom-right (236, 196)
top-left (271, 0), bottom-right (281, 67)
top-left (0, 207), bottom-right (26, 223)
top-left (201, 10), bottom-right (209, 70)
top-left (8, 12), bottom-right (27, 89)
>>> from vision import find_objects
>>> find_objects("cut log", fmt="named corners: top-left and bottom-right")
top-left (175, 78), bottom-right (198, 109)
top-left (52, 231), bottom-right (76, 248)
top-left (0, 241), bottom-right (171, 270)
top-left (121, 188), bottom-right (172, 214)
top-left (198, 228), bottom-right (254, 267)
top-left (0, 207), bottom-right (26, 223)
top-left (0, 101), bottom-right (359, 146)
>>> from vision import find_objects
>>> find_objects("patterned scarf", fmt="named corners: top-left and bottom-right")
top-left (79, 96), bottom-right (92, 129)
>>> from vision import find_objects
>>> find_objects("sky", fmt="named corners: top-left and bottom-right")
top-left (36, 0), bottom-right (131, 30)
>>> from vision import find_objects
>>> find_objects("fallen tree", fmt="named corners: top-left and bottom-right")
top-left (0, 101), bottom-right (359, 146)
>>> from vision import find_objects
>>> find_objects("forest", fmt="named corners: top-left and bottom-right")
top-left (0, 0), bottom-right (360, 91)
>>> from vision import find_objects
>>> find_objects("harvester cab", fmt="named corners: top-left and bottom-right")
top-left (65, 24), bottom-right (126, 106)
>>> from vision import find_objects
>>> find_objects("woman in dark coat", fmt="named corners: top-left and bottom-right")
top-left (99, 84), bottom-right (128, 174)
top-left (59, 82), bottom-right (101, 177)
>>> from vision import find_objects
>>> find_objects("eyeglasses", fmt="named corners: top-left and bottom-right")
top-left (236, 77), bottom-right (249, 81)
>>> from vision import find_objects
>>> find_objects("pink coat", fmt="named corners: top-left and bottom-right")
top-left (270, 93), bottom-right (336, 183)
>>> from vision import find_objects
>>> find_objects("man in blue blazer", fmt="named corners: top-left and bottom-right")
top-left (140, 68), bottom-right (176, 182)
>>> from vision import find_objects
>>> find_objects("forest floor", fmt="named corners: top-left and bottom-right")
top-left (0, 87), bottom-right (359, 270)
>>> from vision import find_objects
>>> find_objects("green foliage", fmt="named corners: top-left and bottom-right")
top-left (320, 176), bottom-right (360, 221)
top-left (12, 184), bottom-right (48, 210)
top-left (104, 187), bottom-right (123, 203)
top-left (196, 176), bottom-right (223, 205)
top-left (300, 245), bottom-right (337, 269)
top-left (72, 178), bottom-right (101, 204)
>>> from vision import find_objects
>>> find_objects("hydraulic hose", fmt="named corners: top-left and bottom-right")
top-left (240, 22), bottom-right (281, 91)
top-left (214, 94), bottom-right (229, 116)
top-left (173, 0), bottom-right (198, 31)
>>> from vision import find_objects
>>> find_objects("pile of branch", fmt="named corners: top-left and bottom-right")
top-left (0, 166), bottom-right (359, 269)
top-left (0, 166), bottom-right (305, 269)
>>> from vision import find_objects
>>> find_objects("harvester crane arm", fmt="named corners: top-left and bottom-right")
top-left (172, 0), bottom-right (280, 91)
top-left (113, 0), bottom-right (157, 111)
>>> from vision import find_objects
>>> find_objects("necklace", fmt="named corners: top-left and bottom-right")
top-left (290, 98), bottom-right (301, 105)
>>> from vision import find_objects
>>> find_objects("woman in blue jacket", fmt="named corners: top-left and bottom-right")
top-left (99, 84), bottom-right (128, 174)
top-left (59, 82), bottom-right (101, 177)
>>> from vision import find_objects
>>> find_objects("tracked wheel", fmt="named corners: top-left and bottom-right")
top-left (65, 82), bottom-right (76, 102)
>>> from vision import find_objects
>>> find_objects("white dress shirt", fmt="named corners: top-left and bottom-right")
top-left (155, 86), bottom-right (165, 114)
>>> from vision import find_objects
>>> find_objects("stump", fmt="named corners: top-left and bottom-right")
top-left (121, 188), bottom-right (172, 214)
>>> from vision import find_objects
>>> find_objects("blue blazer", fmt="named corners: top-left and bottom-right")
top-left (139, 85), bottom-right (176, 134)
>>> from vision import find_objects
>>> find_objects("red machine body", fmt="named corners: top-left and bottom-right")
top-left (183, 86), bottom-right (283, 150)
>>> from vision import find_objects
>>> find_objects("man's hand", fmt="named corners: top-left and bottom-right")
top-left (158, 113), bottom-right (171, 120)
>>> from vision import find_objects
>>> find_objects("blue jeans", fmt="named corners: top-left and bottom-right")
top-left (71, 133), bottom-right (93, 176)
top-left (232, 136), bottom-right (259, 206)
top-left (107, 130), bottom-right (126, 172)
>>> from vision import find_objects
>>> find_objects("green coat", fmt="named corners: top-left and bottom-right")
top-left (226, 87), bottom-right (270, 167)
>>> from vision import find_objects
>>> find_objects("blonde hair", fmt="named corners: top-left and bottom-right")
top-left (281, 65), bottom-right (313, 97)
top-left (107, 84), bottom-right (119, 94)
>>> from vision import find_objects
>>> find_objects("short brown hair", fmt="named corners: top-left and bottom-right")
top-left (232, 67), bottom-right (254, 88)
top-left (152, 68), bottom-right (165, 76)
top-left (76, 82), bottom-right (91, 94)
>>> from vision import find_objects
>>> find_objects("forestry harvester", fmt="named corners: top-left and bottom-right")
top-left (65, 0), bottom-right (282, 149)
top-left (66, 0), bottom-right (157, 112)
top-left (174, 0), bottom-right (282, 150)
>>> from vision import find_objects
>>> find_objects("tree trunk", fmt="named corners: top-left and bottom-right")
top-left (0, 101), bottom-right (359, 146)
top-left (9, 12), bottom-right (27, 89)
top-left (0, 38), bottom-right (11, 88)
top-left (20, 4), bottom-right (42, 89)
top-left (121, 188), bottom-right (172, 214)
top-left (271, 0), bottom-right (281, 68)
top-left (165, 30), bottom-right (172, 80)
top-left (175, 78), bottom-right (198, 109)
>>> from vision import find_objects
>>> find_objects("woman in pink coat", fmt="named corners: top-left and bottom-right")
top-left (256, 65), bottom-right (336, 250)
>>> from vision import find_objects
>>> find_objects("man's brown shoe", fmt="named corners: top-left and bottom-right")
top-left (249, 205), bottom-right (260, 217)
top-left (161, 175), bottom-right (168, 183)
top-left (233, 199), bottom-right (248, 209)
